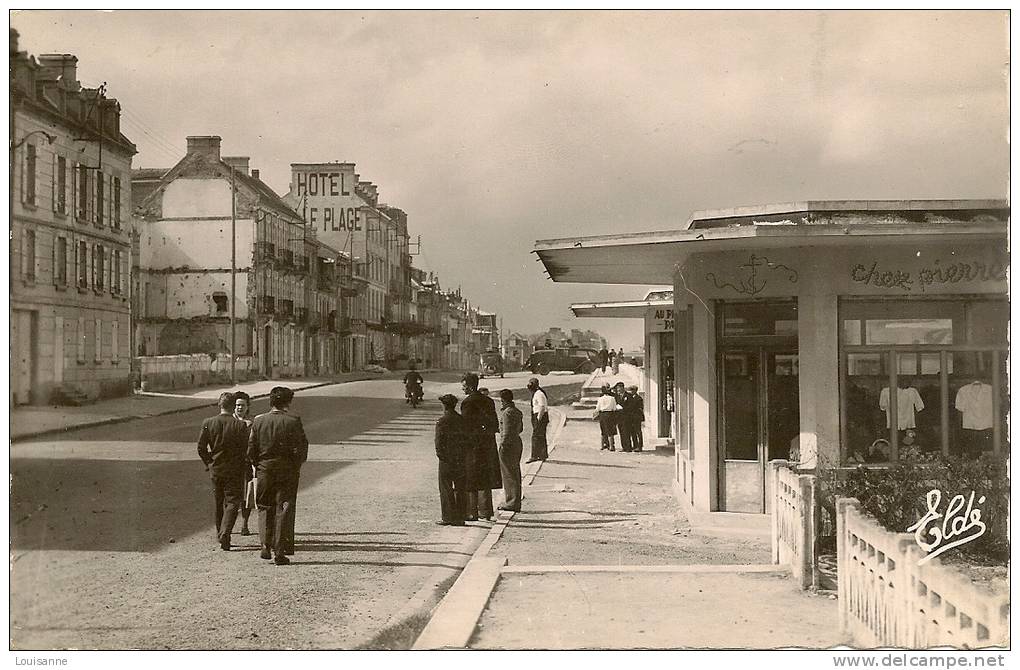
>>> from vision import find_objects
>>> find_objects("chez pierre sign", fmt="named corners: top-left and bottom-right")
top-left (849, 256), bottom-right (1008, 293)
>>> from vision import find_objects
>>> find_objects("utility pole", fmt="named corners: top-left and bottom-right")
top-left (229, 167), bottom-right (236, 384)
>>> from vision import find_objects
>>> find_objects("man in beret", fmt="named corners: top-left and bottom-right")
top-left (197, 391), bottom-right (248, 550)
top-left (434, 394), bottom-right (467, 525)
top-left (247, 386), bottom-right (308, 565)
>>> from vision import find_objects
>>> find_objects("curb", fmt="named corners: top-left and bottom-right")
top-left (411, 406), bottom-right (567, 649)
top-left (11, 380), bottom-right (341, 443)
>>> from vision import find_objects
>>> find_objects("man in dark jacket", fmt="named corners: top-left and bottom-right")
top-left (434, 394), bottom-right (467, 525)
top-left (233, 391), bottom-right (254, 536)
top-left (247, 386), bottom-right (309, 565)
top-left (623, 385), bottom-right (645, 452)
top-left (460, 373), bottom-right (501, 521)
top-left (613, 382), bottom-right (632, 452)
top-left (597, 346), bottom-right (609, 374)
top-left (197, 392), bottom-right (249, 550)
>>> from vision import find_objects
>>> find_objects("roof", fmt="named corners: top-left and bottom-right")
top-left (570, 297), bottom-right (674, 319)
top-left (534, 199), bottom-right (1009, 285)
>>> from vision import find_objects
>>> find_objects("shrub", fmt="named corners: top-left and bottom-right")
top-left (822, 454), bottom-right (1009, 565)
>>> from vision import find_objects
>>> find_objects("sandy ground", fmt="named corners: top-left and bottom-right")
top-left (471, 571), bottom-right (846, 649)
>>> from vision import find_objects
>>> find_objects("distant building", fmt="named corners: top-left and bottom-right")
top-left (11, 32), bottom-right (136, 404)
top-left (132, 136), bottom-right (344, 378)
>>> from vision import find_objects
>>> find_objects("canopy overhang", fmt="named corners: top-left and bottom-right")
top-left (533, 200), bottom-right (1009, 285)
top-left (570, 299), bottom-right (673, 319)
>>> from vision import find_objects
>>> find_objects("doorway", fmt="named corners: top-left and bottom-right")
top-left (658, 332), bottom-right (674, 438)
top-left (12, 310), bottom-right (37, 405)
top-left (716, 301), bottom-right (799, 513)
top-left (263, 325), bottom-right (273, 377)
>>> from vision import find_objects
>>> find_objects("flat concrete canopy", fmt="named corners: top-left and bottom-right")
top-left (533, 200), bottom-right (1009, 285)
top-left (570, 299), bottom-right (673, 319)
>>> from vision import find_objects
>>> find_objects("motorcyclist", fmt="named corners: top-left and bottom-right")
top-left (403, 363), bottom-right (424, 403)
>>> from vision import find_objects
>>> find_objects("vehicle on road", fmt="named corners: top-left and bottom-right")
top-left (524, 347), bottom-right (598, 376)
top-left (478, 351), bottom-right (505, 378)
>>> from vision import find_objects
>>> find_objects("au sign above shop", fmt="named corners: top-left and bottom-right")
top-left (648, 307), bottom-right (675, 333)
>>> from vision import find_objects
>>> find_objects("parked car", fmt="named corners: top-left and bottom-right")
top-left (524, 347), bottom-right (598, 375)
top-left (479, 351), bottom-right (505, 378)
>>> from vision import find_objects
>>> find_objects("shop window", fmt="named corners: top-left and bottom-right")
top-left (840, 298), bottom-right (1007, 463)
top-left (721, 301), bottom-right (798, 337)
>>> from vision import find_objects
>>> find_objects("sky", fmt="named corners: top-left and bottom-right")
top-left (12, 10), bottom-right (1009, 351)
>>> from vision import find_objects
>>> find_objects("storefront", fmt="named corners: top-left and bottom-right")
top-left (570, 290), bottom-right (677, 442)
top-left (534, 200), bottom-right (1009, 515)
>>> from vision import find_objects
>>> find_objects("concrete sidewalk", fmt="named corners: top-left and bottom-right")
top-left (415, 417), bottom-right (847, 650)
top-left (10, 372), bottom-right (378, 441)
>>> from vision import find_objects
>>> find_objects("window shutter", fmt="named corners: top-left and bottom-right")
top-left (95, 318), bottom-right (102, 362)
top-left (112, 320), bottom-right (119, 362)
top-left (90, 244), bottom-right (96, 288)
top-left (72, 164), bottom-right (79, 219)
top-left (51, 152), bottom-right (57, 212)
top-left (66, 237), bottom-right (73, 286)
top-left (51, 232), bottom-right (57, 286)
top-left (19, 146), bottom-right (26, 204)
top-left (122, 250), bottom-right (128, 296)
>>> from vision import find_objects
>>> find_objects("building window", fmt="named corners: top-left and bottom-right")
top-left (95, 173), bottom-right (105, 226)
top-left (93, 244), bottom-right (105, 290)
top-left (55, 236), bottom-right (68, 285)
top-left (76, 165), bottom-right (89, 221)
top-left (113, 176), bottom-right (121, 229)
top-left (77, 241), bottom-right (89, 288)
top-left (55, 156), bottom-right (67, 214)
top-left (23, 229), bottom-right (36, 280)
top-left (95, 318), bottom-right (103, 362)
top-left (76, 317), bottom-right (85, 362)
top-left (212, 292), bottom-right (228, 314)
top-left (24, 144), bottom-right (37, 205)
top-left (840, 298), bottom-right (1008, 463)
top-left (112, 249), bottom-right (122, 294)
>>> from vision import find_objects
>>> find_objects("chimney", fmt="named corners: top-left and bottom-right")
top-left (250, 168), bottom-right (260, 180)
top-left (222, 156), bottom-right (250, 175)
top-left (186, 136), bottom-right (222, 161)
top-left (38, 53), bottom-right (78, 87)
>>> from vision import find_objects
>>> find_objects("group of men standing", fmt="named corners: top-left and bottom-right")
top-left (597, 347), bottom-right (623, 375)
top-left (595, 382), bottom-right (644, 452)
top-left (433, 375), bottom-right (549, 525)
top-left (197, 386), bottom-right (308, 565)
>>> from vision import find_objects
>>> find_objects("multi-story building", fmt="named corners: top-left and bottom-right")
top-left (474, 311), bottom-right (499, 352)
top-left (502, 332), bottom-right (532, 369)
top-left (133, 136), bottom-right (338, 378)
top-left (11, 34), bottom-right (136, 404)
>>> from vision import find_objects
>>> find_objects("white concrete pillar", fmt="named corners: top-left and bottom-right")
top-left (797, 277), bottom-right (840, 471)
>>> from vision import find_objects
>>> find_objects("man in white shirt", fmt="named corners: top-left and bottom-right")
top-left (526, 378), bottom-right (549, 463)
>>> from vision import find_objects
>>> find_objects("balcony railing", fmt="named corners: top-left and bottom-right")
top-left (339, 316), bottom-right (352, 334)
top-left (257, 295), bottom-right (275, 314)
top-left (256, 241), bottom-right (276, 263)
top-left (317, 271), bottom-right (335, 292)
top-left (296, 307), bottom-right (308, 325)
top-left (278, 299), bottom-right (294, 319)
top-left (277, 249), bottom-right (294, 270)
top-left (307, 310), bottom-right (322, 330)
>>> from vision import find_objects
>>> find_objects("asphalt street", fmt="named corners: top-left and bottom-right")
top-left (10, 373), bottom-right (579, 650)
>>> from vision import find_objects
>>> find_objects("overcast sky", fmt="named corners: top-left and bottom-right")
top-left (13, 10), bottom-right (1009, 350)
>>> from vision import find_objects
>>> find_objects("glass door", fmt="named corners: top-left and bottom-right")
top-left (719, 347), bottom-right (799, 512)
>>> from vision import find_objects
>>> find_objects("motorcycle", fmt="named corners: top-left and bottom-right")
top-left (405, 382), bottom-right (424, 408)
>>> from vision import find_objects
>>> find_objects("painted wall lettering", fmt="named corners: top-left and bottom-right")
top-left (850, 258), bottom-right (1008, 293)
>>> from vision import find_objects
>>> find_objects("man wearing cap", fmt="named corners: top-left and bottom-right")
top-left (612, 382), bottom-right (631, 452)
top-left (460, 373), bottom-right (502, 521)
top-left (247, 386), bottom-right (308, 565)
top-left (525, 378), bottom-right (549, 463)
top-left (622, 385), bottom-right (645, 453)
top-left (197, 392), bottom-right (248, 550)
top-left (434, 394), bottom-right (467, 525)
top-left (496, 389), bottom-right (524, 512)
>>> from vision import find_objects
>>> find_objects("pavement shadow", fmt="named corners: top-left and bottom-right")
top-left (10, 460), bottom-right (350, 552)
top-left (544, 459), bottom-right (637, 469)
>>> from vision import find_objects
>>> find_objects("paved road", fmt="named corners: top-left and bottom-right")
top-left (10, 375), bottom-right (569, 650)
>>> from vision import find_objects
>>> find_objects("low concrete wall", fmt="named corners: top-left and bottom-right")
top-left (137, 354), bottom-right (258, 392)
top-left (770, 460), bottom-right (816, 589)
top-left (837, 497), bottom-right (1009, 648)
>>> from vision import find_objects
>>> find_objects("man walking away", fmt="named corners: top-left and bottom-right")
top-left (597, 346), bottom-right (609, 374)
top-left (624, 386), bottom-right (645, 452)
top-left (496, 389), bottom-right (524, 512)
top-left (197, 392), bottom-right (248, 551)
top-left (460, 373), bottom-right (502, 522)
top-left (247, 386), bottom-right (309, 565)
top-left (526, 377), bottom-right (549, 463)
top-left (434, 394), bottom-right (467, 526)
top-left (611, 348), bottom-right (621, 375)
top-left (233, 391), bottom-right (254, 536)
